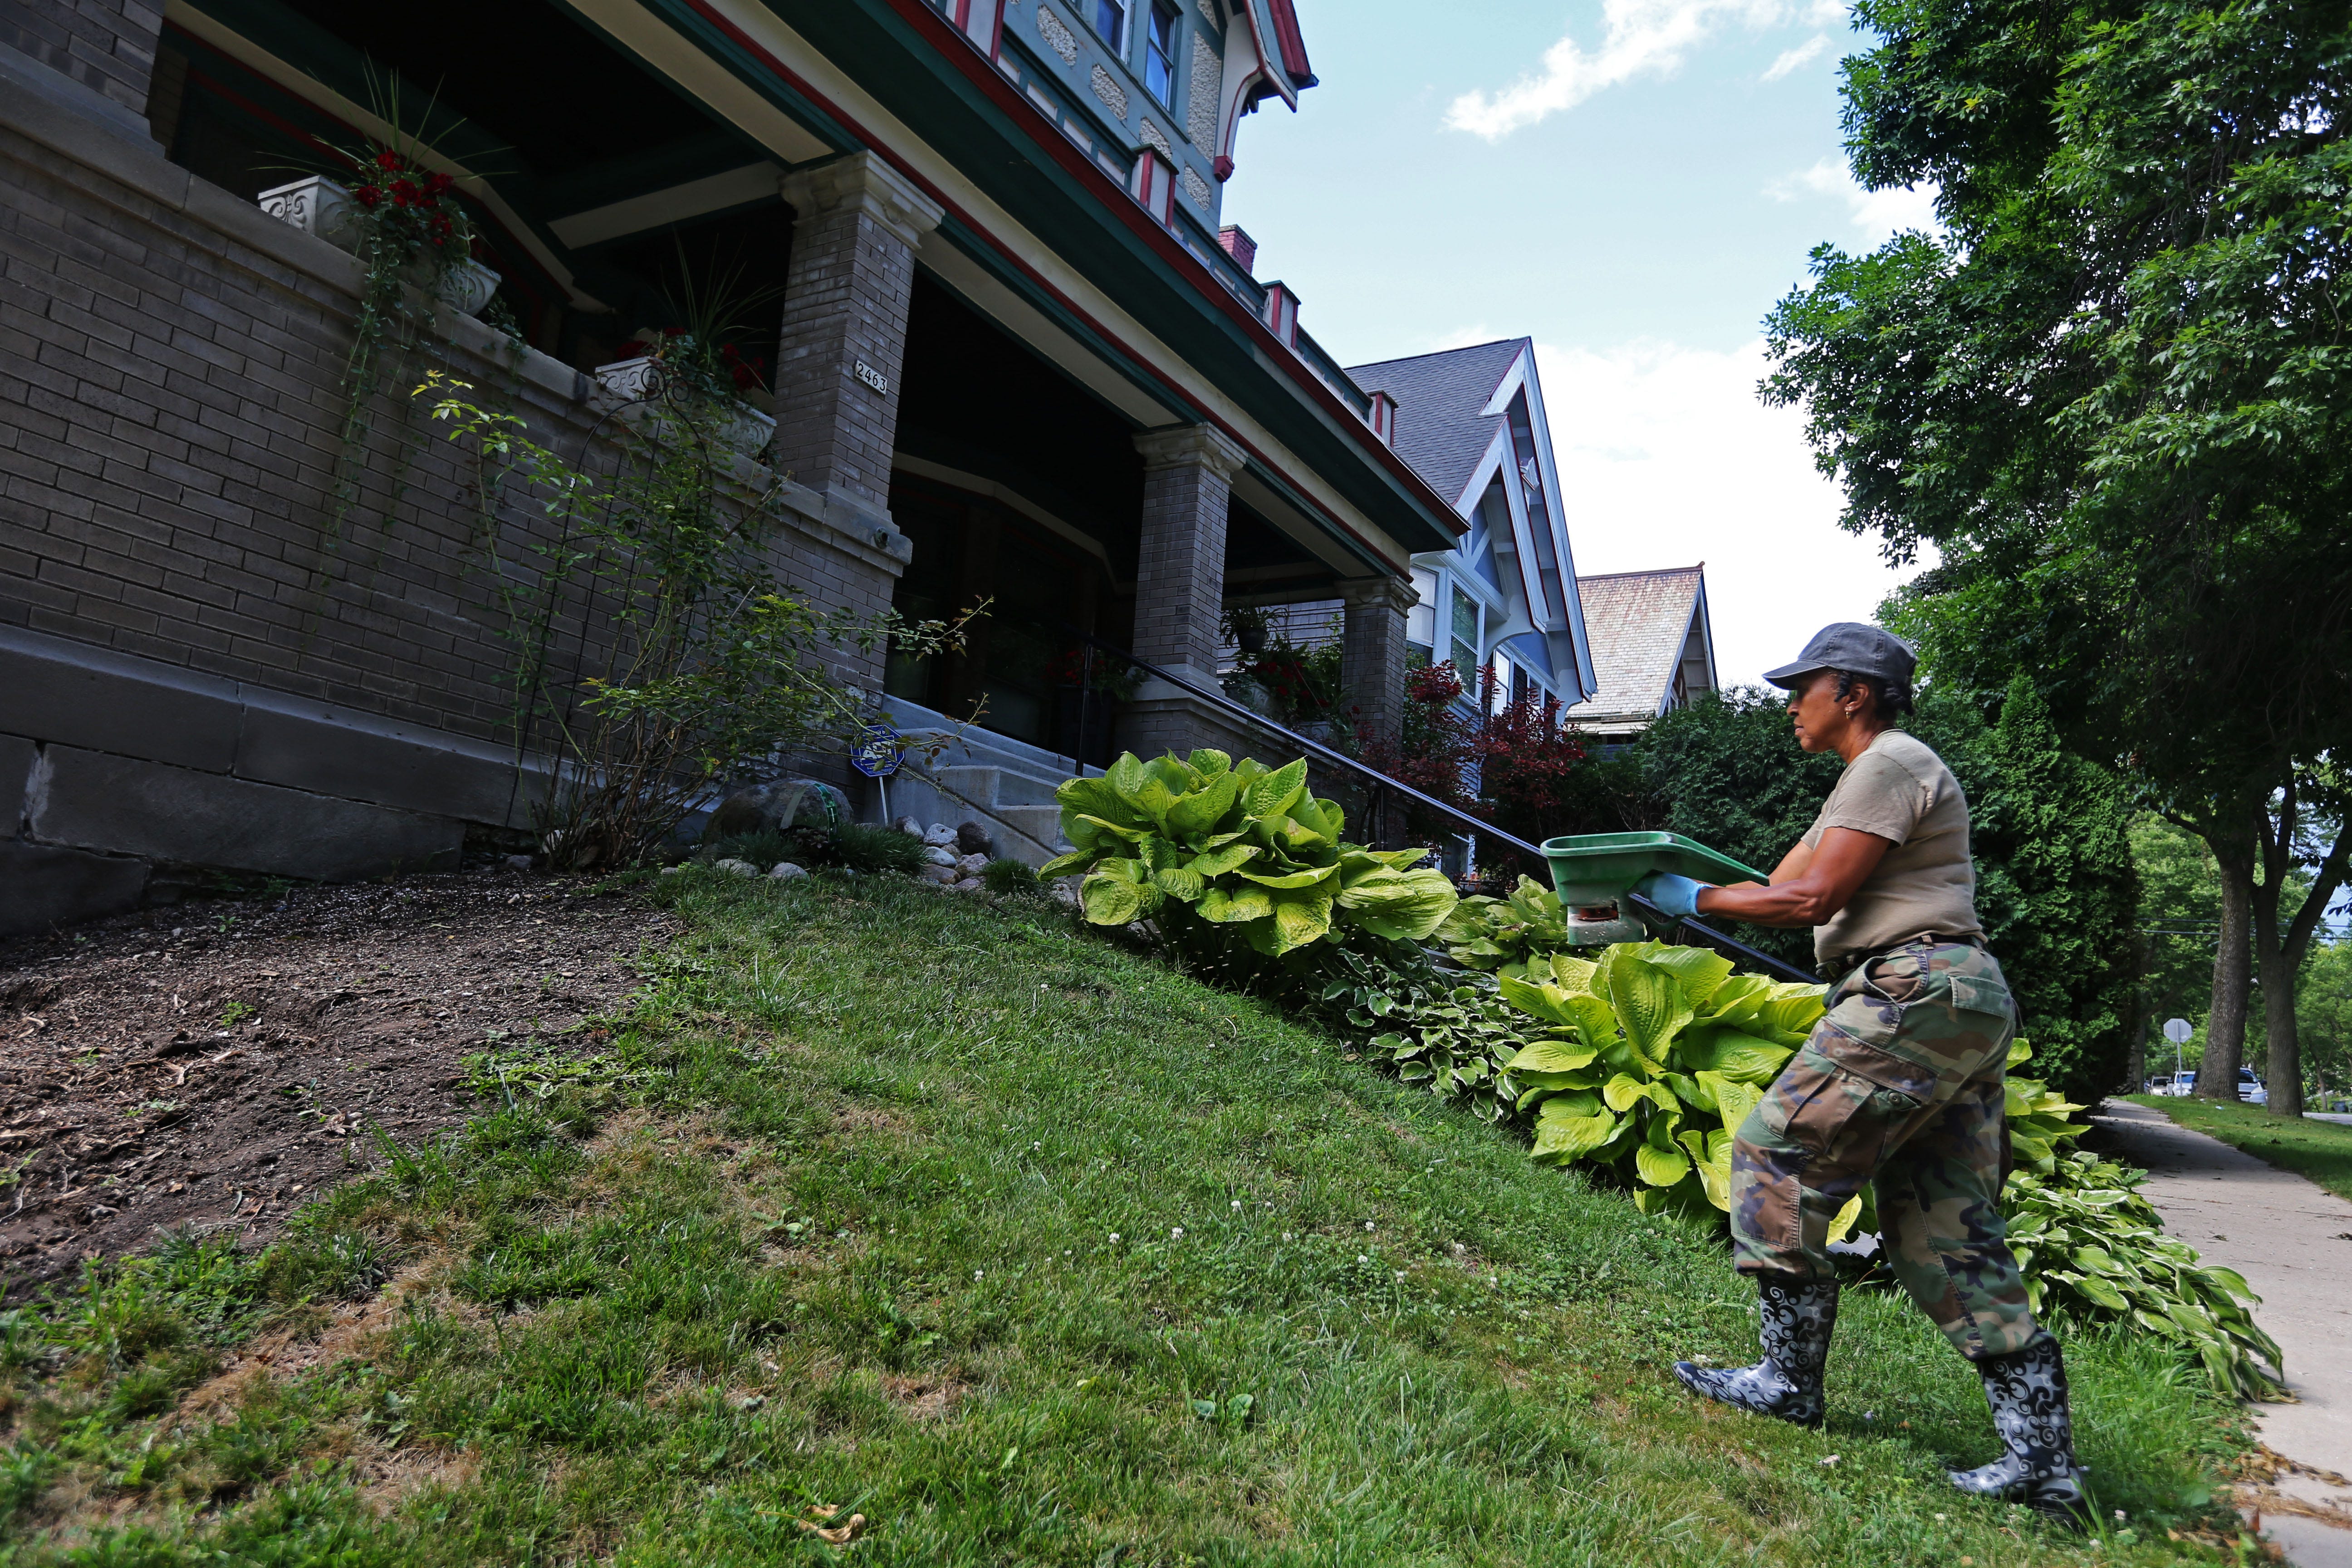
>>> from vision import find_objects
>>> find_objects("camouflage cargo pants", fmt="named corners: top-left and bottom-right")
top-left (1729, 938), bottom-right (2040, 1362)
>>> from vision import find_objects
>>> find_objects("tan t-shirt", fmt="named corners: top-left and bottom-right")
top-left (1800, 729), bottom-right (1983, 967)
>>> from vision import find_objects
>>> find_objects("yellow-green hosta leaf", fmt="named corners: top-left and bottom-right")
top-left (1038, 848), bottom-right (1093, 878)
top-left (1532, 1109), bottom-right (1619, 1164)
top-left (1236, 863), bottom-right (1338, 890)
top-left (1664, 1072), bottom-right (1714, 1111)
top-left (1702, 1073), bottom-right (1765, 1137)
top-left (1241, 757), bottom-right (1308, 820)
top-left (1073, 813), bottom-right (1153, 845)
top-left (1152, 865), bottom-right (1205, 901)
top-left (1677, 1028), bottom-right (1796, 1084)
top-left (1506, 1038), bottom-right (1600, 1075)
top-left (1057, 774), bottom-right (1146, 826)
top-left (1827, 1193), bottom-right (1864, 1244)
top-left (1634, 1142), bottom-right (1691, 1187)
top-left (1610, 957), bottom-right (1694, 1072)
top-left (1289, 794), bottom-right (1339, 844)
top-left (1535, 1089), bottom-right (1604, 1120)
top-left (1547, 952), bottom-right (1602, 994)
top-left (1186, 748), bottom-right (1232, 779)
top-left (1681, 1128), bottom-right (1733, 1210)
top-left (1601, 1073), bottom-right (1652, 1113)
top-left (1340, 867), bottom-right (1460, 941)
top-left (1266, 890), bottom-right (1334, 953)
top-left (1196, 883), bottom-right (1272, 924)
top-left (1166, 769), bottom-right (1241, 838)
top-left (1079, 872), bottom-right (1153, 926)
top-left (1188, 842), bottom-right (1260, 878)
top-left (1645, 946), bottom-right (1735, 1006)
top-left (1498, 974), bottom-right (1578, 1029)
top-left (2008, 1035), bottom-right (2035, 1069)
top-left (1699, 974), bottom-right (1773, 1024)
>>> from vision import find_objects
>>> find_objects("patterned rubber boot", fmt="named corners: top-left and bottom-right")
top-left (1671, 1276), bottom-right (1838, 1426)
top-left (1948, 1333), bottom-right (2089, 1521)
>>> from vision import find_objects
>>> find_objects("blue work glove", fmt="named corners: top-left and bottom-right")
top-left (1633, 871), bottom-right (1710, 920)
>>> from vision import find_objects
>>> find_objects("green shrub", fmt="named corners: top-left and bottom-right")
top-left (1046, 750), bottom-right (1458, 955)
top-left (980, 857), bottom-right (1040, 895)
top-left (828, 823), bottom-right (927, 876)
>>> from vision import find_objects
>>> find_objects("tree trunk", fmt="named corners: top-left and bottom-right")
top-left (2253, 789), bottom-right (2352, 1119)
top-left (2196, 837), bottom-right (2254, 1101)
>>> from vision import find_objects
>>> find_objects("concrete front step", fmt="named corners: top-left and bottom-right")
top-left (933, 763), bottom-right (1063, 809)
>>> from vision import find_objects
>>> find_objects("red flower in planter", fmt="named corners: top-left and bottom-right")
top-left (375, 149), bottom-right (402, 172)
top-left (354, 185), bottom-right (382, 209)
top-left (389, 178), bottom-right (419, 206)
top-left (424, 171), bottom-right (454, 196)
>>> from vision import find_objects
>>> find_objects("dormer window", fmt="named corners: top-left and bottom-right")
top-left (1144, 2), bottom-right (1179, 103)
top-left (1092, 0), bottom-right (1127, 52)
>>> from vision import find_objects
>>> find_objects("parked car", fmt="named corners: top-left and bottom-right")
top-left (2240, 1067), bottom-right (2268, 1106)
top-left (2150, 1071), bottom-right (2197, 1097)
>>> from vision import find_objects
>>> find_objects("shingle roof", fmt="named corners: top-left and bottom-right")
top-left (1345, 339), bottom-right (1527, 508)
top-left (1563, 567), bottom-right (1706, 727)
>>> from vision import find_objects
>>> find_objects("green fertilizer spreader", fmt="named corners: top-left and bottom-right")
top-left (1539, 831), bottom-right (1769, 946)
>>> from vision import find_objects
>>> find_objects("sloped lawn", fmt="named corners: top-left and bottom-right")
top-left (0, 872), bottom-right (2248, 1564)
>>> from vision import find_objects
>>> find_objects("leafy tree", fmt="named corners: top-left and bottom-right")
top-left (1762, 0), bottom-right (2352, 1114)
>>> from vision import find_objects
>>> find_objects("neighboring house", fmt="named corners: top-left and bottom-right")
top-left (1562, 566), bottom-right (1720, 742)
top-left (1348, 340), bottom-right (1598, 712)
top-left (0, 0), bottom-right (1465, 929)
top-left (1235, 339), bottom-right (1597, 710)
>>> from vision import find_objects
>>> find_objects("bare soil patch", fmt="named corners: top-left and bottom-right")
top-left (0, 866), bottom-right (674, 1295)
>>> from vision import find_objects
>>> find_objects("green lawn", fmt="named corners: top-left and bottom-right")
top-left (0, 872), bottom-right (2249, 1565)
top-left (2124, 1093), bottom-right (2352, 1203)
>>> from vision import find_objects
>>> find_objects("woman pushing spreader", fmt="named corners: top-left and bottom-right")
top-left (1632, 623), bottom-right (2086, 1520)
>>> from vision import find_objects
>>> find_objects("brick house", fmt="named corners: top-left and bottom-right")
top-left (0, 0), bottom-right (1465, 931)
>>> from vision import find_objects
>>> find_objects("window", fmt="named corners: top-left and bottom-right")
top-left (1144, 2), bottom-right (1179, 103)
top-left (1488, 652), bottom-right (1514, 715)
top-left (1449, 583), bottom-right (1480, 679)
top-left (1091, 0), bottom-right (1127, 51)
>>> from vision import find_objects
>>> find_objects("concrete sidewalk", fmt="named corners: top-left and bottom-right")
top-left (2095, 1101), bottom-right (2352, 1565)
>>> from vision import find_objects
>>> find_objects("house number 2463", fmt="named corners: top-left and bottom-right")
top-left (853, 360), bottom-right (889, 394)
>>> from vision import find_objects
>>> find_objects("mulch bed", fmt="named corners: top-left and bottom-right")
top-left (0, 865), bottom-right (675, 1297)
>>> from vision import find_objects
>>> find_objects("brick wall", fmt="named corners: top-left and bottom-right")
top-left (0, 0), bottom-right (158, 122)
top-left (0, 92), bottom-right (907, 762)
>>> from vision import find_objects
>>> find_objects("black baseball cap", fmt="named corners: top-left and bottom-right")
top-left (1763, 622), bottom-right (1917, 691)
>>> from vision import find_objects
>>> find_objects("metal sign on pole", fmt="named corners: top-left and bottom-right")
top-left (2163, 1017), bottom-right (2192, 1094)
top-left (848, 721), bottom-right (902, 820)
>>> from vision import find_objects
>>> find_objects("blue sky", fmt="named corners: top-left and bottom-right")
top-left (1220, 0), bottom-right (1940, 687)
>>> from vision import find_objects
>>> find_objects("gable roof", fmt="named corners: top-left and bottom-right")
top-left (1563, 567), bottom-right (1710, 726)
top-left (1345, 338), bottom-right (1528, 507)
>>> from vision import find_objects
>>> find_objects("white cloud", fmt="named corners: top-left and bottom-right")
top-left (1761, 33), bottom-right (1828, 80)
top-left (1768, 156), bottom-right (1942, 243)
top-left (1536, 338), bottom-right (1926, 687)
top-left (1446, 0), bottom-right (1806, 139)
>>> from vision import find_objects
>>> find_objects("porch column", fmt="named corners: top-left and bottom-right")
top-left (1119, 424), bottom-right (1254, 761)
top-left (774, 152), bottom-right (944, 526)
top-left (1340, 576), bottom-right (1418, 755)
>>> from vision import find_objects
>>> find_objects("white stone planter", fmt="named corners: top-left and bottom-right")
top-left (259, 176), bottom-right (358, 249)
top-left (257, 176), bottom-right (503, 319)
top-left (591, 357), bottom-right (777, 461)
top-left (438, 257), bottom-right (501, 317)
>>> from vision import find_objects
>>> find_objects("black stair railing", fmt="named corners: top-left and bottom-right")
top-left (1053, 631), bottom-right (1816, 986)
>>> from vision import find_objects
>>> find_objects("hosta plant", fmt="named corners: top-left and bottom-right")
top-left (2005, 1151), bottom-right (2283, 1398)
top-left (1494, 941), bottom-right (1828, 1217)
top-left (1314, 945), bottom-right (1531, 1123)
top-left (1432, 875), bottom-right (1568, 978)
top-left (1044, 751), bottom-right (1458, 956)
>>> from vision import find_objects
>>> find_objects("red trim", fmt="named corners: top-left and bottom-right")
top-left (1265, 0), bottom-right (1312, 86)
top-left (675, 0), bottom-right (1458, 563)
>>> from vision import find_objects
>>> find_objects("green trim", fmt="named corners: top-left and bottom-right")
top-left (754, 0), bottom-right (1457, 559)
